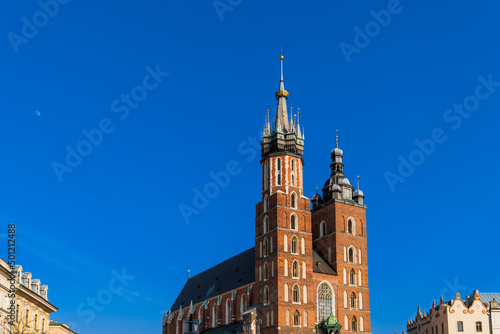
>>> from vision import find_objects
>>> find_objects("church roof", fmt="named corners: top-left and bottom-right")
top-left (479, 293), bottom-right (500, 305)
top-left (312, 248), bottom-right (337, 276)
top-left (170, 248), bottom-right (255, 311)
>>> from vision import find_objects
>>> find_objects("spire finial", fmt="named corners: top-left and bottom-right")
top-left (315, 182), bottom-right (319, 194)
top-left (188, 269), bottom-right (190, 280)
top-left (335, 129), bottom-right (339, 148)
top-left (357, 175), bottom-right (360, 191)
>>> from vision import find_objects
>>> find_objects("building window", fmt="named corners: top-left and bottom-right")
top-left (301, 238), bottom-right (305, 254)
top-left (286, 310), bottom-right (290, 326)
top-left (317, 282), bottom-right (333, 321)
top-left (304, 311), bottom-right (308, 327)
top-left (263, 195), bottom-right (269, 212)
top-left (277, 158), bottom-right (281, 171)
top-left (359, 292), bottom-right (363, 310)
top-left (284, 259), bottom-right (288, 276)
top-left (240, 295), bottom-right (246, 319)
top-left (290, 215), bottom-right (297, 230)
top-left (351, 316), bottom-right (357, 332)
top-left (291, 174), bottom-right (295, 185)
top-left (277, 174), bottom-right (281, 185)
top-left (320, 221), bottom-right (327, 237)
top-left (212, 306), bottom-right (217, 327)
top-left (270, 236), bottom-right (273, 253)
top-left (284, 284), bottom-right (289, 302)
top-left (457, 321), bottom-right (463, 332)
top-left (292, 261), bottom-right (299, 278)
top-left (291, 193), bottom-right (296, 208)
top-left (291, 159), bottom-right (295, 171)
top-left (350, 292), bottom-right (357, 309)
top-left (263, 286), bottom-right (269, 305)
top-left (303, 286), bottom-right (307, 304)
top-left (226, 299), bottom-right (231, 324)
top-left (263, 216), bottom-right (269, 233)
top-left (358, 270), bottom-right (362, 287)
top-left (347, 219), bottom-right (354, 235)
top-left (293, 284), bottom-right (300, 303)
top-left (272, 261), bottom-right (274, 277)
top-left (263, 262), bottom-right (268, 280)
top-left (293, 310), bottom-right (300, 327)
top-left (349, 269), bottom-right (355, 286)
top-left (302, 261), bottom-right (306, 278)
top-left (263, 238), bottom-right (269, 257)
top-left (284, 235), bottom-right (288, 252)
top-left (348, 248), bottom-right (355, 263)
top-left (476, 321), bottom-right (482, 332)
top-left (360, 317), bottom-right (364, 332)
top-left (291, 236), bottom-right (298, 254)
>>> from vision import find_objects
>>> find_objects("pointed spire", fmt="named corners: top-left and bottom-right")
top-left (357, 176), bottom-right (360, 191)
top-left (275, 54), bottom-right (290, 132)
top-left (432, 299), bottom-right (436, 308)
top-left (440, 295), bottom-right (444, 304)
top-left (187, 269), bottom-right (190, 280)
top-left (316, 183), bottom-right (319, 195)
top-left (296, 108), bottom-right (302, 138)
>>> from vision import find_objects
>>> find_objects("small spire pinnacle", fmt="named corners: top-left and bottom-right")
top-left (188, 269), bottom-right (190, 280)
top-left (336, 129), bottom-right (339, 148)
top-left (357, 176), bottom-right (360, 191)
top-left (315, 183), bottom-right (319, 194)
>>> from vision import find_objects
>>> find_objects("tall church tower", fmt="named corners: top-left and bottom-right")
top-left (311, 138), bottom-right (371, 333)
top-left (254, 55), bottom-right (315, 333)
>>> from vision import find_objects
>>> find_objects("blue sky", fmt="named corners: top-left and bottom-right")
top-left (1, 0), bottom-right (500, 333)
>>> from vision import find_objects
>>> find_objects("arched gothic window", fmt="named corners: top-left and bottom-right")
top-left (320, 222), bottom-right (327, 237)
top-left (350, 292), bottom-right (357, 309)
top-left (263, 262), bottom-right (268, 280)
top-left (226, 299), bottom-right (231, 324)
top-left (291, 236), bottom-right (298, 254)
top-left (290, 215), bottom-right (297, 230)
top-left (212, 306), bottom-right (217, 327)
top-left (263, 238), bottom-right (268, 257)
top-left (263, 216), bottom-right (268, 233)
top-left (292, 284), bottom-right (300, 303)
top-left (304, 311), bottom-right (308, 327)
top-left (277, 174), bottom-right (281, 185)
top-left (263, 286), bottom-right (269, 305)
top-left (291, 159), bottom-right (295, 171)
top-left (349, 269), bottom-right (355, 286)
top-left (347, 219), bottom-right (354, 235)
top-left (317, 283), bottom-right (333, 321)
top-left (284, 284), bottom-right (289, 302)
top-left (351, 316), bottom-right (357, 332)
top-left (284, 259), bottom-right (288, 276)
top-left (291, 193), bottom-right (296, 208)
top-left (292, 261), bottom-right (299, 278)
top-left (348, 248), bottom-right (355, 263)
top-left (285, 310), bottom-right (290, 326)
top-left (263, 195), bottom-right (269, 212)
top-left (240, 295), bottom-right (246, 319)
top-left (291, 174), bottom-right (295, 185)
top-left (277, 158), bottom-right (281, 171)
top-left (293, 310), bottom-right (300, 327)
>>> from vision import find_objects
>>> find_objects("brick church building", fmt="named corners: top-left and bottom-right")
top-left (163, 56), bottom-right (371, 334)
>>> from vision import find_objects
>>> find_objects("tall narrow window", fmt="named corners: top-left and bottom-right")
top-left (284, 235), bottom-right (288, 252)
top-left (291, 174), bottom-right (295, 185)
top-left (302, 261), bottom-right (306, 278)
top-left (284, 284), bottom-right (289, 302)
top-left (351, 316), bottom-right (357, 332)
top-left (263, 286), bottom-right (269, 305)
top-left (226, 299), bottom-right (231, 324)
top-left (350, 269), bottom-right (355, 286)
top-left (476, 321), bottom-right (482, 332)
top-left (291, 159), bottom-right (295, 171)
top-left (304, 311), bottom-right (308, 327)
top-left (277, 158), bottom-right (281, 171)
top-left (301, 238), bottom-right (305, 254)
top-left (293, 310), bottom-right (300, 326)
top-left (344, 315), bottom-right (349, 331)
top-left (291, 236), bottom-right (298, 254)
top-left (343, 268), bottom-right (347, 285)
top-left (303, 286), bottom-right (307, 304)
top-left (263, 262), bottom-right (268, 280)
top-left (358, 270), bottom-right (362, 287)
top-left (263, 216), bottom-right (269, 233)
top-left (270, 236), bottom-right (273, 253)
top-left (241, 295), bottom-right (246, 318)
top-left (286, 310), bottom-right (290, 326)
top-left (317, 283), bottom-right (333, 321)
top-left (457, 321), bottom-right (463, 332)
top-left (360, 317), bottom-right (364, 332)
top-left (212, 306), bottom-right (217, 327)
top-left (263, 195), bottom-right (269, 212)
top-left (284, 259), bottom-right (288, 276)
top-left (320, 222), bottom-right (327, 237)
top-left (292, 261), bottom-right (299, 278)
top-left (277, 174), bottom-right (281, 185)
top-left (263, 238), bottom-right (268, 256)
top-left (272, 261), bottom-right (274, 277)
top-left (293, 284), bottom-right (300, 303)
top-left (291, 193), bottom-right (296, 208)
top-left (350, 292), bottom-right (357, 309)
top-left (359, 292), bottom-right (363, 310)
top-left (347, 219), bottom-right (354, 235)
top-left (290, 215), bottom-right (297, 230)
top-left (348, 248), bottom-right (355, 263)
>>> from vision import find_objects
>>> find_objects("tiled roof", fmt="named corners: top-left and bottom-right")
top-left (313, 248), bottom-right (337, 276)
top-left (170, 248), bottom-right (255, 311)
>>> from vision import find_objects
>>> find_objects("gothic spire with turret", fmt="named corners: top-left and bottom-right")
top-left (261, 55), bottom-right (304, 160)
